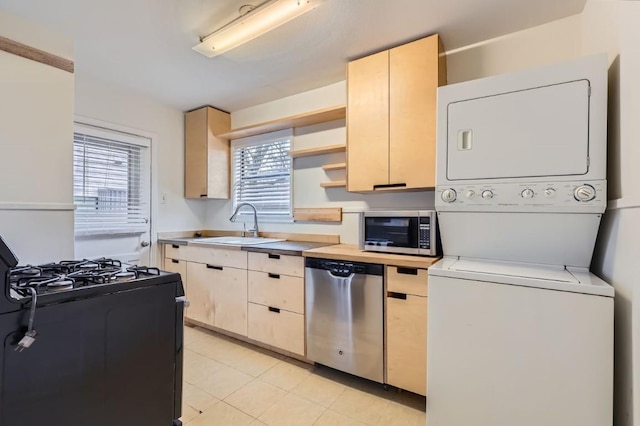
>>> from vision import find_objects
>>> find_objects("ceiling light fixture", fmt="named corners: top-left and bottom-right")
top-left (193, 0), bottom-right (320, 58)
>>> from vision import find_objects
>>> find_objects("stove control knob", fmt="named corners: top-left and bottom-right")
top-left (544, 188), bottom-right (556, 198)
top-left (441, 189), bottom-right (457, 203)
top-left (521, 188), bottom-right (535, 199)
top-left (574, 184), bottom-right (596, 202)
top-left (466, 190), bottom-right (475, 199)
top-left (481, 190), bottom-right (494, 200)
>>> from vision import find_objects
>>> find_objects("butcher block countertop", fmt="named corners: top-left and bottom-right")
top-left (303, 244), bottom-right (441, 269)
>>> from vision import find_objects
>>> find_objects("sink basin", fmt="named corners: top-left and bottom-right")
top-left (192, 237), bottom-right (285, 246)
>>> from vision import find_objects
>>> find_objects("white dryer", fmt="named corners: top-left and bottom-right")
top-left (435, 54), bottom-right (608, 267)
top-left (427, 54), bottom-right (614, 426)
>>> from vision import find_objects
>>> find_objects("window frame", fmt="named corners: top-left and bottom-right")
top-left (231, 129), bottom-right (293, 223)
top-left (73, 123), bottom-right (151, 237)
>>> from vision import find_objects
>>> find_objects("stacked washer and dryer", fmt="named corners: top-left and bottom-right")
top-left (427, 54), bottom-right (614, 426)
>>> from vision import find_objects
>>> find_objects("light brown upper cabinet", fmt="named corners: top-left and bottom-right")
top-left (347, 34), bottom-right (446, 192)
top-left (185, 106), bottom-right (231, 199)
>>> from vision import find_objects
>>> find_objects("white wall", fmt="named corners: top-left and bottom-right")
top-left (205, 14), bottom-right (584, 243)
top-left (0, 10), bottom-right (74, 263)
top-left (206, 82), bottom-right (435, 244)
top-left (74, 75), bottom-right (207, 235)
top-left (581, 2), bottom-right (640, 426)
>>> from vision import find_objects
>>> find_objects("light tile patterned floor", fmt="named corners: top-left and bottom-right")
top-left (181, 325), bottom-right (426, 426)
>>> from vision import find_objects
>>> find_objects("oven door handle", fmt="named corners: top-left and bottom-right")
top-left (176, 295), bottom-right (190, 307)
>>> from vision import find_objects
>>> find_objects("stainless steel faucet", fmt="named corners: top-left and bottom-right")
top-left (229, 203), bottom-right (259, 238)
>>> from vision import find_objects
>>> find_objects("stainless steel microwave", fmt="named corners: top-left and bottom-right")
top-left (360, 210), bottom-right (439, 256)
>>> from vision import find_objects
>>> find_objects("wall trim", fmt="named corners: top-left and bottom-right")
top-left (607, 197), bottom-right (640, 211)
top-left (0, 202), bottom-right (76, 211)
top-left (0, 35), bottom-right (74, 73)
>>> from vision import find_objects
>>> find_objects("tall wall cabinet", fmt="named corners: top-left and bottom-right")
top-left (347, 34), bottom-right (446, 192)
top-left (184, 106), bottom-right (231, 199)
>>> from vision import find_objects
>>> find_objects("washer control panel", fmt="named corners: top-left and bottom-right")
top-left (436, 180), bottom-right (606, 213)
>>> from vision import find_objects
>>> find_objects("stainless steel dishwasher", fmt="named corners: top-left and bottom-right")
top-left (305, 257), bottom-right (384, 383)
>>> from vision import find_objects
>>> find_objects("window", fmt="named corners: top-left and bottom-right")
top-left (73, 124), bottom-right (151, 235)
top-left (231, 129), bottom-right (292, 220)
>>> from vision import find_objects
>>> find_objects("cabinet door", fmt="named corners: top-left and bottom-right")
top-left (163, 258), bottom-right (188, 316)
top-left (184, 106), bottom-right (230, 199)
top-left (386, 293), bottom-right (427, 396)
top-left (213, 266), bottom-right (248, 336)
top-left (185, 262), bottom-right (215, 326)
top-left (389, 34), bottom-right (443, 189)
top-left (347, 50), bottom-right (390, 192)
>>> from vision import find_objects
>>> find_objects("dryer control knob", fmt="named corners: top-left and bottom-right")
top-left (481, 190), bottom-right (494, 200)
top-left (574, 185), bottom-right (596, 202)
top-left (521, 188), bottom-right (535, 199)
top-left (442, 189), bottom-right (457, 203)
top-left (544, 188), bottom-right (556, 198)
top-left (466, 190), bottom-right (475, 199)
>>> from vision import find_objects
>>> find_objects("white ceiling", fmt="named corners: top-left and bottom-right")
top-left (0, 0), bottom-right (586, 112)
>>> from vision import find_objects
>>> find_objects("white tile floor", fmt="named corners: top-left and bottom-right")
top-left (181, 325), bottom-right (426, 426)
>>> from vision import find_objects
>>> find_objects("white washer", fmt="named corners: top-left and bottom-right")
top-left (427, 257), bottom-right (614, 426)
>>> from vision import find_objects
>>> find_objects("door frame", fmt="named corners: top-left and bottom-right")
top-left (73, 115), bottom-right (159, 267)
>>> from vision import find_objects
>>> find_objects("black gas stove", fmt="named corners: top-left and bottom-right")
top-left (10, 258), bottom-right (163, 296)
top-left (0, 236), bottom-right (185, 426)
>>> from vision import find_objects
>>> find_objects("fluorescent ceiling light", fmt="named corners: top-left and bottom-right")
top-left (193, 0), bottom-right (320, 58)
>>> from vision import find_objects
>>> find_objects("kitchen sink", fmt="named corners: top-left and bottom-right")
top-left (192, 236), bottom-right (285, 245)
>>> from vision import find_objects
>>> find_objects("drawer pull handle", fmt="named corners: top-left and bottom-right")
top-left (171, 244), bottom-right (180, 249)
top-left (268, 273), bottom-right (280, 279)
top-left (171, 259), bottom-right (179, 264)
top-left (397, 267), bottom-right (418, 275)
top-left (388, 292), bottom-right (407, 300)
top-left (268, 306), bottom-right (281, 313)
top-left (200, 194), bottom-right (208, 198)
top-left (373, 183), bottom-right (407, 190)
top-left (206, 264), bottom-right (223, 270)
top-left (268, 253), bottom-right (280, 260)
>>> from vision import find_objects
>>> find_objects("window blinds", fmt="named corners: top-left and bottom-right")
top-left (73, 126), bottom-right (150, 235)
top-left (232, 129), bottom-right (292, 218)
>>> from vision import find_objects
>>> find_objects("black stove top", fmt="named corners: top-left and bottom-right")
top-left (9, 258), bottom-right (162, 298)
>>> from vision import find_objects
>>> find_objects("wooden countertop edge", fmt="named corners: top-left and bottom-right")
top-left (302, 244), bottom-right (441, 269)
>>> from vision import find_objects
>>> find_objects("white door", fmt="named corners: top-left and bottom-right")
top-left (73, 123), bottom-right (152, 265)
top-left (446, 79), bottom-right (591, 180)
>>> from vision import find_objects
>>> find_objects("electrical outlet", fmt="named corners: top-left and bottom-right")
top-left (161, 193), bottom-right (167, 204)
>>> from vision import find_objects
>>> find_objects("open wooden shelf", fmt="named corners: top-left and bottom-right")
top-left (320, 180), bottom-right (347, 188)
top-left (322, 162), bottom-right (347, 171)
top-left (289, 144), bottom-right (346, 158)
top-left (217, 105), bottom-right (346, 140)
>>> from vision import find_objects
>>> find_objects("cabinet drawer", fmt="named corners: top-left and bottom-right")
top-left (248, 252), bottom-right (304, 277)
top-left (188, 246), bottom-right (247, 269)
top-left (386, 293), bottom-right (427, 396)
top-left (165, 244), bottom-right (190, 261)
top-left (387, 266), bottom-right (428, 297)
top-left (248, 271), bottom-right (304, 314)
top-left (248, 303), bottom-right (305, 356)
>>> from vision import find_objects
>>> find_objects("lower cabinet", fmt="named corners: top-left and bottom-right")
top-left (164, 245), bottom-right (305, 355)
top-left (386, 265), bottom-right (428, 396)
top-left (178, 249), bottom-right (248, 337)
